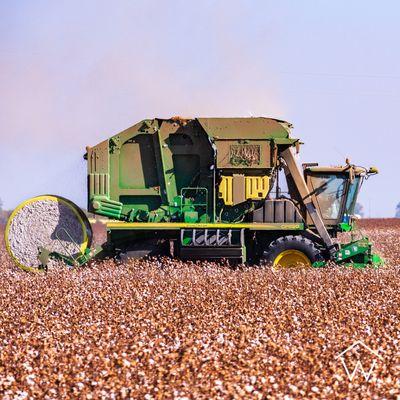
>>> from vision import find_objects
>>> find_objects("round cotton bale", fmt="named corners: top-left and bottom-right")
top-left (5, 195), bottom-right (92, 271)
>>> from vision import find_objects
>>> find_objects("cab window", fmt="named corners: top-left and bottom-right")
top-left (309, 174), bottom-right (347, 220)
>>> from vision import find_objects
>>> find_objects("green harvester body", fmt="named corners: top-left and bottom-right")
top-left (38, 117), bottom-right (382, 269)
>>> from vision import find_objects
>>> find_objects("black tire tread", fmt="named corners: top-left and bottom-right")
top-left (262, 235), bottom-right (323, 265)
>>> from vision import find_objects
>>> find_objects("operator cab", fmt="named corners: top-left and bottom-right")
top-left (303, 164), bottom-right (377, 231)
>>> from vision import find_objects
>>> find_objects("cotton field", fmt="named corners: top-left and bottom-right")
top-left (0, 220), bottom-right (399, 399)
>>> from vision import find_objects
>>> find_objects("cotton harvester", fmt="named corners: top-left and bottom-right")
top-left (5, 117), bottom-right (382, 271)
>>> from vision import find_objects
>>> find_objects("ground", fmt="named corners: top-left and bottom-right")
top-left (0, 220), bottom-right (399, 399)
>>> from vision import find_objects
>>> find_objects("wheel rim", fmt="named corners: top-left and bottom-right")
top-left (273, 250), bottom-right (312, 269)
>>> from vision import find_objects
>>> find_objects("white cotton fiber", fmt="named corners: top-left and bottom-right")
top-left (7, 199), bottom-right (86, 269)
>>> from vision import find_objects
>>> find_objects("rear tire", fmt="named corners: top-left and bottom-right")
top-left (261, 235), bottom-right (323, 268)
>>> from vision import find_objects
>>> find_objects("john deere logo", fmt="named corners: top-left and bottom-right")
top-left (336, 340), bottom-right (383, 382)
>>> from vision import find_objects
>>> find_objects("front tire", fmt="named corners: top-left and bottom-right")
top-left (261, 235), bottom-right (323, 269)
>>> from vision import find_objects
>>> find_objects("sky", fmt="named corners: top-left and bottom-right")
top-left (0, 0), bottom-right (399, 217)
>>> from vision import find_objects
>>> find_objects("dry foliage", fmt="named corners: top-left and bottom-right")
top-left (0, 220), bottom-right (399, 399)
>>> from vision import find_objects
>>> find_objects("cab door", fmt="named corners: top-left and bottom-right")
top-left (304, 171), bottom-right (348, 227)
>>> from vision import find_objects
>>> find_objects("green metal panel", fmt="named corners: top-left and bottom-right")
top-left (119, 135), bottom-right (158, 189)
top-left (86, 117), bottom-right (298, 224)
top-left (157, 120), bottom-right (180, 205)
top-left (197, 117), bottom-right (291, 139)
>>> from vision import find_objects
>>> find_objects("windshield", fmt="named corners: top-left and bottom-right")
top-left (309, 174), bottom-right (347, 220)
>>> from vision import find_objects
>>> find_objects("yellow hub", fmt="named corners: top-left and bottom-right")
top-left (273, 250), bottom-right (312, 269)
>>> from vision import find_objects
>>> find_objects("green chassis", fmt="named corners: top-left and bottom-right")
top-left (37, 229), bottom-right (384, 270)
top-left (313, 237), bottom-right (384, 269)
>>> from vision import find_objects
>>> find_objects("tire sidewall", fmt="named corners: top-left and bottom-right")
top-left (263, 235), bottom-right (322, 265)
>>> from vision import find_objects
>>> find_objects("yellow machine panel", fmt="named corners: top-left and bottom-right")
top-left (245, 176), bottom-right (270, 200)
top-left (219, 176), bottom-right (233, 205)
top-left (219, 175), bottom-right (270, 206)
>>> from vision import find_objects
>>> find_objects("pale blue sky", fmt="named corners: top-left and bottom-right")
top-left (1, 1), bottom-right (399, 216)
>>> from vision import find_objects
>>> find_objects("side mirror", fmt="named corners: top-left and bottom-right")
top-left (368, 166), bottom-right (379, 174)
